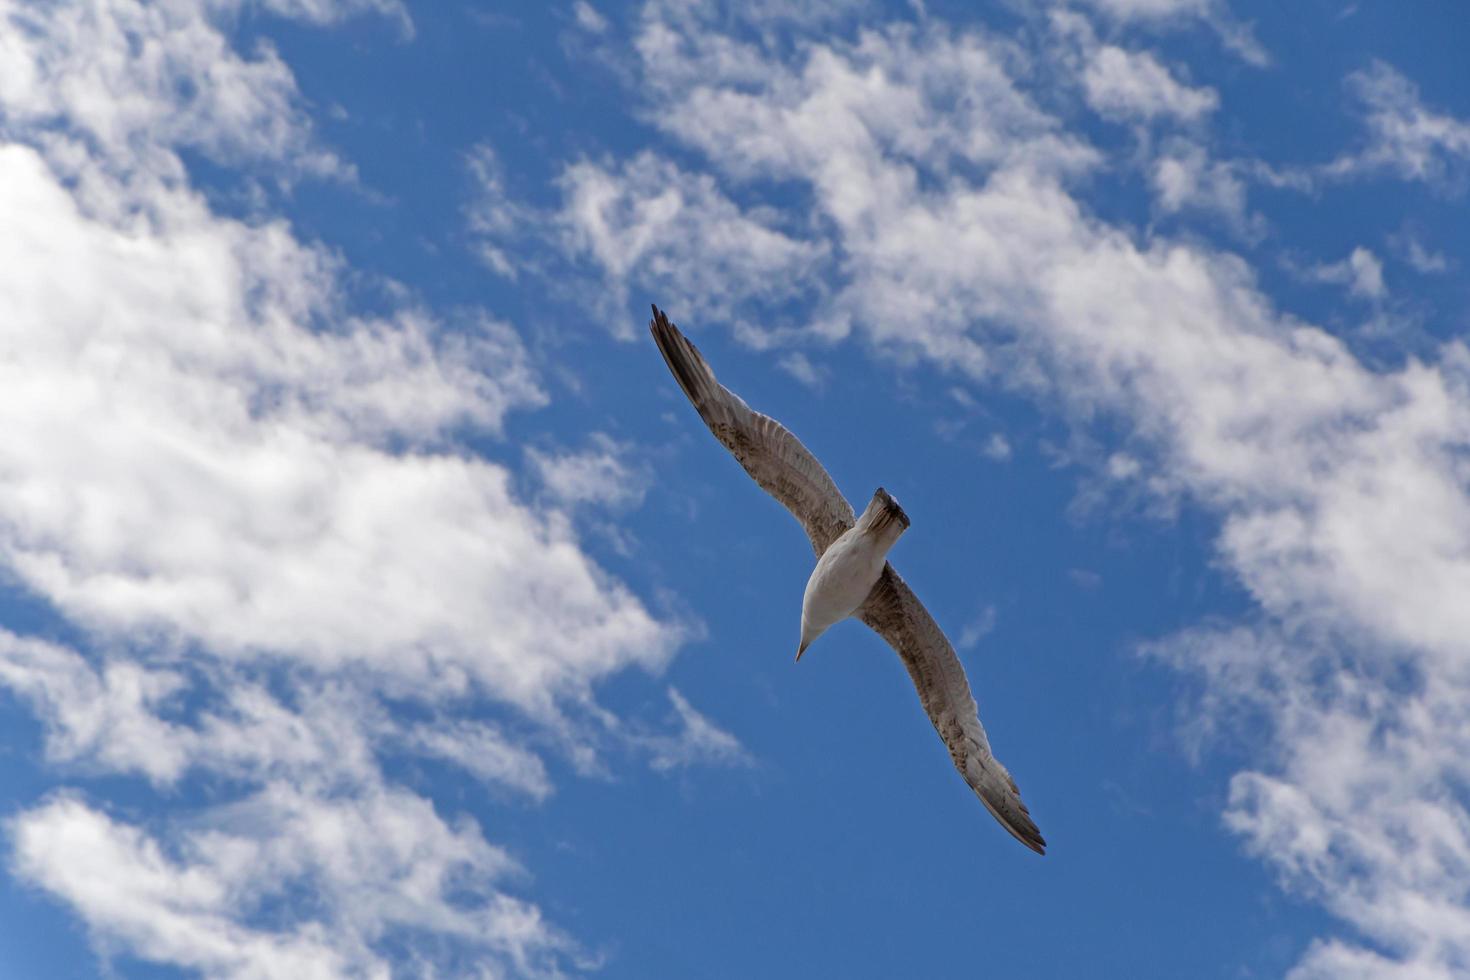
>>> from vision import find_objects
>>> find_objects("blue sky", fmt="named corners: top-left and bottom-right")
top-left (2, 1), bottom-right (1470, 977)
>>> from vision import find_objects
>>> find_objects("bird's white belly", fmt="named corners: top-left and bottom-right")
top-left (800, 528), bottom-right (886, 635)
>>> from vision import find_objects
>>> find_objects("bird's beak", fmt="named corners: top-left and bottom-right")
top-left (795, 641), bottom-right (809, 662)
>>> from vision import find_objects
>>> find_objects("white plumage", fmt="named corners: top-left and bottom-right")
top-left (798, 488), bottom-right (909, 659)
top-left (650, 306), bottom-right (1046, 855)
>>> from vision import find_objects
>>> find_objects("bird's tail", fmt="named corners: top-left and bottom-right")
top-left (856, 487), bottom-right (910, 547)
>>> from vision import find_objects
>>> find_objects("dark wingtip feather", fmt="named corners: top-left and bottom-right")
top-left (985, 798), bottom-right (1046, 856)
top-left (971, 760), bottom-right (1046, 855)
top-left (1012, 814), bottom-right (1047, 855)
top-left (648, 305), bottom-right (711, 411)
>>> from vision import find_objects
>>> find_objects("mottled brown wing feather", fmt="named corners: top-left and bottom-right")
top-left (649, 306), bottom-right (855, 556)
top-left (859, 564), bottom-right (1047, 854)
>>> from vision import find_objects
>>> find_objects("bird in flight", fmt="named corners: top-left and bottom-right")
top-left (650, 306), bottom-right (1046, 854)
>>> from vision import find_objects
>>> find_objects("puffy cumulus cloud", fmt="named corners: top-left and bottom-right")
top-left (623, 18), bottom-right (1080, 359)
top-left (0, 144), bottom-right (674, 712)
top-left (1, 632), bottom-right (582, 975)
top-left (638, 18), bottom-right (1098, 188)
top-left (10, 788), bottom-right (568, 980)
top-left (1328, 60), bottom-right (1470, 191)
top-left (1149, 139), bottom-right (1259, 235)
top-left (0, 2), bottom-right (701, 976)
top-left (559, 3), bottom-right (1470, 973)
top-left (0, 0), bottom-right (363, 181)
top-left (1150, 622), bottom-right (1470, 980)
top-left (1080, 44), bottom-right (1218, 122)
top-left (0, 631), bottom-right (195, 785)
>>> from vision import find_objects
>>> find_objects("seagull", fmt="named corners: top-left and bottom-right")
top-left (650, 306), bottom-right (1046, 854)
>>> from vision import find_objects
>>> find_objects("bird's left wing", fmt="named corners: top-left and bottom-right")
top-left (859, 564), bottom-right (1047, 854)
top-left (649, 306), bottom-right (856, 556)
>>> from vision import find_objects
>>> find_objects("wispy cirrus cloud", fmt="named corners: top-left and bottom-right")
top-left (1066, 0), bottom-right (1268, 66)
top-left (1327, 60), bottom-right (1470, 191)
top-left (1396, 232), bottom-right (1452, 275)
top-left (639, 687), bottom-right (752, 773)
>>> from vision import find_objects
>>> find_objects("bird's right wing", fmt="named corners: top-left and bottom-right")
top-left (858, 564), bottom-right (1047, 854)
top-left (650, 306), bottom-right (856, 556)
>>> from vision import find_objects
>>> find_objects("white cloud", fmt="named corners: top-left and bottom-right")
top-left (0, 631), bottom-right (192, 784)
top-left (641, 0), bottom-right (866, 32)
top-left (406, 720), bottom-right (555, 801)
top-left (1329, 60), bottom-right (1470, 190)
top-left (776, 350), bottom-right (826, 388)
top-left (634, 19), bottom-right (1098, 373)
top-left (554, 151), bottom-right (829, 339)
top-left (573, 1), bottom-right (609, 34)
top-left (640, 688), bottom-right (751, 772)
top-left (469, 145), bottom-right (832, 332)
top-left (467, 143), bottom-right (531, 279)
top-left (1081, 45), bottom-right (1218, 122)
top-left (1397, 233), bottom-right (1451, 274)
top-left (527, 433), bottom-right (651, 511)
top-left (1075, 0), bottom-right (1210, 16)
top-left (0, 141), bottom-right (675, 712)
top-left (1069, 0), bottom-right (1268, 66)
top-left (957, 605), bottom-right (998, 650)
top-left (1149, 139), bottom-right (1261, 236)
top-left (641, 19), bottom-right (1098, 187)
top-left (11, 795), bottom-right (361, 979)
top-left (10, 787), bottom-right (566, 980)
top-left (1302, 246), bottom-right (1388, 300)
top-left (1344, 246), bottom-right (1387, 298)
top-left (606, 6), bottom-right (1470, 973)
top-left (258, 0), bottom-right (411, 34)
top-left (0, 2), bottom-right (708, 975)
top-left (983, 432), bottom-right (1013, 461)
top-left (0, 0), bottom-right (361, 181)
top-left (1149, 622), bottom-right (1470, 978)
top-left (1049, 17), bottom-right (1246, 231)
